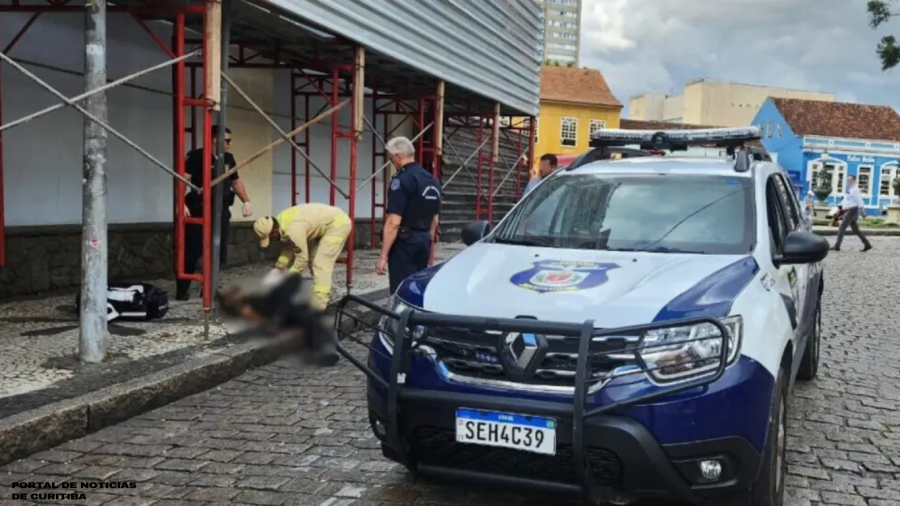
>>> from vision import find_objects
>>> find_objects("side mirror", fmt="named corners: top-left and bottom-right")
top-left (461, 220), bottom-right (491, 246)
top-left (775, 230), bottom-right (829, 265)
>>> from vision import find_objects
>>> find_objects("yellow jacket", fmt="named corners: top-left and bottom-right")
top-left (274, 203), bottom-right (348, 273)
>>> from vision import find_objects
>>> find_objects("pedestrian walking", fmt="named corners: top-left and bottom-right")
top-left (375, 136), bottom-right (441, 294)
top-left (522, 153), bottom-right (557, 198)
top-left (832, 175), bottom-right (873, 252)
top-left (177, 125), bottom-right (253, 301)
top-left (252, 203), bottom-right (352, 311)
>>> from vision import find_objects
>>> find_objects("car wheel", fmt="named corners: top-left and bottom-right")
top-left (746, 366), bottom-right (788, 506)
top-left (796, 297), bottom-right (821, 381)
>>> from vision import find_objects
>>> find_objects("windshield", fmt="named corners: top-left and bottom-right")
top-left (491, 173), bottom-right (755, 255)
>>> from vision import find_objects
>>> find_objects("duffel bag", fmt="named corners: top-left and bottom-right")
top-left (75, 283), bottom-right (169, 322)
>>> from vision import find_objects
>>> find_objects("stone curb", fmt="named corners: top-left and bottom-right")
top-left (0, 287), bottom-right (391, 467)
top-left (813, 228), bottom-right (900, 236)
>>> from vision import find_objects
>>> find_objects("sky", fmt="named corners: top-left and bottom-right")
top-left (579, 0), bottom-right (900, 109)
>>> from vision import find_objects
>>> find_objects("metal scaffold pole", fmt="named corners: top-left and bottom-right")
top-left (211, 0), bottom-right (231, 317)
top-left (80, 0), bottom-right (109, 363)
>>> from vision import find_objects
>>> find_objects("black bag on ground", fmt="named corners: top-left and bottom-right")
top-left (75, 283), bottom-right (169, 321)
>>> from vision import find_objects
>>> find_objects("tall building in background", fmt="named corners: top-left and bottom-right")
top-left (628, 78), bottom-right (835, 127)
top-left (541, 0), bottom-right (582, 65)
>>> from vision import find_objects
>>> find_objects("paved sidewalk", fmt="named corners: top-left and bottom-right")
top-left (0, 243), bottom-right (465, 407)
top-left (813, 224), bottom-right (900, 236)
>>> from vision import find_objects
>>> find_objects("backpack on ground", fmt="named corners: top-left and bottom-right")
top-left (75, 283), bottom-right (169, 322)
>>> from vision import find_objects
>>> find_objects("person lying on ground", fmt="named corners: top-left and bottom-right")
top-left (216, 271), bottom-right (339, 367)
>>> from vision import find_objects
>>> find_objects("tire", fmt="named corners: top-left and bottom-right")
top-left (796, 297), bottom-right (821, 381)
top-left (745, 366), bottom-right (788, 506)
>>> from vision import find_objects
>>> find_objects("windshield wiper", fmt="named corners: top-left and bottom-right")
top-left (605, 246), bottom-right (707, 254)
top-left (646, 246), bottom-right (707, 254)
top-left (493, 237), bottom-right (555, 247)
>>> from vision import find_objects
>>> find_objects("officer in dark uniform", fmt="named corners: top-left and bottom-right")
top-left (176, 126), bottom-right (253, 301)
top-left (375, 136), bottom-right (441, 294)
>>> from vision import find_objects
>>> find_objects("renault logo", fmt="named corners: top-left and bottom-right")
top-left (503, 332), bottom-right (539, 371)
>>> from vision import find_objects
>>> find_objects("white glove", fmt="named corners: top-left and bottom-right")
top-left (184, 205), bottom-right (191, 217)
top-left (242, 201), bottom-right (252, 217)
top-left (261, 268), bottom-right (285, 289)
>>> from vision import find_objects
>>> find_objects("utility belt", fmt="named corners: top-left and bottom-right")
top-left (398, 224), bottom-right (430, 241)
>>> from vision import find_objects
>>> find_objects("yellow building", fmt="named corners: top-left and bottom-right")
top-left (534, 66), bottom-right (622, 167)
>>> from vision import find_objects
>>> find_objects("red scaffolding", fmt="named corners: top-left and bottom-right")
top-left (439, 113), bottom-right (535, 224)
top-left (0, 1), bottom-right (213, 311)
top-left (0, 0), bottom-right (536, 308)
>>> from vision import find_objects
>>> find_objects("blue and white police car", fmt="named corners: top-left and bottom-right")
top-left (336, 127), bottom-right (829, 506)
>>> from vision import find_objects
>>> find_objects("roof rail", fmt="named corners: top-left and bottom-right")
top-left (590, 126), bottom-right (762, 151)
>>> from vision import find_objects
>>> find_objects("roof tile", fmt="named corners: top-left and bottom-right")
top-left (771, 97), bottom-right (900, 142)
top-left (540, 66), bottom-right (622, 108)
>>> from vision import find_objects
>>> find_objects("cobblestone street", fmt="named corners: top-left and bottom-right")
top-left (1, 236), bottom-right (899, 506)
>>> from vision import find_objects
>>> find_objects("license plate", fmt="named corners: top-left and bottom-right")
top-left (455, 408), bottom-right (557, 455)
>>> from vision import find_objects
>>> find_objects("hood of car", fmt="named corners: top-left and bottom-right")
top-left (396, 243), bottom-right (759, 328)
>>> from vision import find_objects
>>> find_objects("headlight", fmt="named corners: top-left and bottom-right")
top-left (638, 316), bottom-right (742, 383)
top-left (378, 296), bottom-right (424, 347)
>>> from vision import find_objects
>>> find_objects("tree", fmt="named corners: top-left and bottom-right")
top-left (868, 1), bottom-right (900, 70)
top-left (565, 61), bottom-right (575, 68)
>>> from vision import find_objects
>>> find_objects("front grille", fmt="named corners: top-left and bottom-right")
top-left (425, 326), bottom-right (637, 388)
top-left (410, 426), bottom-right (622, 486)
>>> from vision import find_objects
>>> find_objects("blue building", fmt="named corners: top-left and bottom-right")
top-left (752, 97), bottom-right (900, 213)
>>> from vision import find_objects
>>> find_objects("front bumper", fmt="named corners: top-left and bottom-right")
top-left (366, 383), bottom-right (760, 503)
top-left (335, 295), bottom-right (760, 504)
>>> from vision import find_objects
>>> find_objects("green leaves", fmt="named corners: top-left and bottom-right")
top-left (868, 0), bottom-right (894, 28)
top-left (868, 1), bottom-right (900, 70)
top-left (877, 35), bottom-right (900, 71)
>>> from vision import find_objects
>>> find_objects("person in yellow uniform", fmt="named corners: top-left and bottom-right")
top-left (252, 203), bottom-right (352, 311)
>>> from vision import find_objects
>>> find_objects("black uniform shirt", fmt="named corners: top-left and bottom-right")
top-left (185, 148), bottom-right (238, 217)
top-left (386, 162), bottom-right (441, 231)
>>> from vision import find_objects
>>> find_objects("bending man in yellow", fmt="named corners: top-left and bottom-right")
top-left (252, 203), bottom-right (352, 310)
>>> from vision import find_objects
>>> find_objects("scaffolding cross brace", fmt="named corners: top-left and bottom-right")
top-left (0, 49), bottom-right (200, 135)
top-left (0, 49), bottom-right (199, 190)
top-left (219, 71), bottom-right (346, 197)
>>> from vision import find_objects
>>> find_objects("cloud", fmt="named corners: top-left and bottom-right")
top-left (580, 0), bottom-right (900, 112)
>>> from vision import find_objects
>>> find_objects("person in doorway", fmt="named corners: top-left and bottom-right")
top-left (832, 175), bottom-right (873, 252)
top-left (375, 136), bottom-right (441, 294)
top-left (522, 153), bottom-right (558, 198)
top-left (252, 203), bottom-right (352, 311)
top-left (177, 125), bottom-right (253, 301)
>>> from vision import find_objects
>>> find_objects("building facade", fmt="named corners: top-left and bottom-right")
top-left (629, 79), bottom-right (835, 127)
top-left (535, 66), bottom-right (621, 164)
top-left (0, 0), bottom-right (544, 297)
top-left (753, 97), bottom-right (900, 211)
top-left (540, 0), bottom-right (582, 65)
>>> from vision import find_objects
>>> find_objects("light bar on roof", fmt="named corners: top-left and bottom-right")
top-left (590, 126), bottom-right (761, 150)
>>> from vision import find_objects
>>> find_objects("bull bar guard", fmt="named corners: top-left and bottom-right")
top-left (333, 294), bottom-right (733, 502)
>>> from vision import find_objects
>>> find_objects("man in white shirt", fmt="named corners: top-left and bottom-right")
top-left (832, 175), bottom-right (872, 252)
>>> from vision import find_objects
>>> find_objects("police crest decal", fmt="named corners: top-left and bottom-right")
top-left (509, 260), bottom-right (620, 293)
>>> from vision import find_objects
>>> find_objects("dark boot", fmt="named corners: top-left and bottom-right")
top-left (175, 280), bottom-right (191, 301)
top-left (305, 314), bottom-right (339, 367)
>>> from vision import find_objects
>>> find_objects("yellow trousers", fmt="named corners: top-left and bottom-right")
top-left (307, 213), bottom-right (352, 310)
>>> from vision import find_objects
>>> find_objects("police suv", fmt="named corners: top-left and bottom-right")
top-left (336, 127), bottom-right (828, 506)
